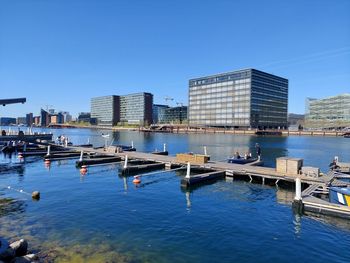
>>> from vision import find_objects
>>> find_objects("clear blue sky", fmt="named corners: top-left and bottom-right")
top-left (1, 0), bottom-right (349, 118)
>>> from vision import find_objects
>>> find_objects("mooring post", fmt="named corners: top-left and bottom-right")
top-left (186, 162), bottom-right (191, 179)
top-left (204, 146), bottom-right (207, 156)
top-left (163, 143), bottom-right (167, 152)
top-left (295, 178), bottom-right (301, 201)
top-left (131, 141), bottom-right (134, 149)
top-left (87, 138), bottom-right (90, 144)
top-left (47, 145), bottom-right (51, 156)
top-left (292, 177), bottom-right (304, 214)
top-left (124, 155), bottom-right (128, 169)
top-left (79, 151), bottom-right (84, 162)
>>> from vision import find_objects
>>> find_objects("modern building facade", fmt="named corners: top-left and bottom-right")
top-left (163, 106), bottom-right (188, 124)
top-left (78, 112), bottom-right (91, 123)
top-left (26, 113), bottom-right (33, 126)
top-left (16, 117), bottom-right (27, 125)
top-left (91, 96), bottom-right (120, 126)
top-left (152, 104), bottom-right (169, 124)
top-left (304, 94), bottom-right (350, 129)
top-left (119, 93), bottom-right (153, 125)
top-left (40, 109), bottom-right (50, 127)
top-left (188, 69), bottom-right (288, 128)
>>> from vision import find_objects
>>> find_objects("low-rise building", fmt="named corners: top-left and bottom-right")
top-left (0, 117), bottom-right (16, 126)
top-left (162, 106), bottom-right (188, 124)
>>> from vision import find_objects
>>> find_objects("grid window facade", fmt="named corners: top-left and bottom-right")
top-left (305, 94), bottom-right (350, 129)
top-left (91, 96), bottom-right (120, 126)
top-left (188, 69), bottom-right (288, 128)
top-left (120, 93), bottom-right (153, 125)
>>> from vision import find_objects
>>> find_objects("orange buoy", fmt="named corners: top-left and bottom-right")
top-left (18, 152), bottom-right (23, 159)
top-left (133, 175), bottom-right (141, 184)
top-left (80, 165), bottom-right (88, 174)
top-left (44, 159), bottom-right (51, 164)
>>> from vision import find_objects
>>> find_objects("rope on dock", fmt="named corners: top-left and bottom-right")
top-left (0, 184), bottom-right (31, 196)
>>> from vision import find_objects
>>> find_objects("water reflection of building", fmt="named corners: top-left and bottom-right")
top-left (305, 94), bottom-right (350, 130)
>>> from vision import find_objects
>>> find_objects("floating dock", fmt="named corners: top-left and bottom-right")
top-left (59, 145), bottom-right (350, 219)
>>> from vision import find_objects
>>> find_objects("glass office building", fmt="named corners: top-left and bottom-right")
top-left (189, 69), bottom-right (288, 128)
top-left (162, 106), bottom-right (188, 124)
top-left (120, 93), bottom-right (153, 125)
top-left (153, 104), bottom-right (169, 124)
top-left (91, 96), bottom-right (120, 126)
top-left (305, 94), bottom-right (350, 129)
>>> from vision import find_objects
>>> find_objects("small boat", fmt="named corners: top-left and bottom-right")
top-left (329, 187), bottom-right (350, 206)
top-left (227, 157), bottom-right (259, 164)
top-left (344, 132), bottom-right (350, 138)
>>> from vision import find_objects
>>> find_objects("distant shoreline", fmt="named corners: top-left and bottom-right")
top-left (45, 124), bottom-right (347, 137)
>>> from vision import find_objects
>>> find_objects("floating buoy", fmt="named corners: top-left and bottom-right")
top-left (18, 152), bottom-right (23, 159)
top-left (44, 159), bottom-right (51, 164)
top-left (133, 175), bottom-right (141, 184)
top-left (32, 191), bottom-right (40, 200)
top-left (80, 165), bottom-right (88, 175)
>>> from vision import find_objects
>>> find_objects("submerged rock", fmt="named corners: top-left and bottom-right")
top-left (10, 239), bottom-right (28, 257)
top-left (11, 253), bottom-right (38, 263)
top-left (0, 247), bottom-right (15, 261)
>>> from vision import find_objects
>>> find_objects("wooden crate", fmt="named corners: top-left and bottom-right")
top-left (276, 157), bottom-right (288, 174)
top-left (176, 153), bottom-right (209, 164)
top-left (287, 158), bottom-right (303, 175)
top-left (301, 166), bottom-right (320, 178)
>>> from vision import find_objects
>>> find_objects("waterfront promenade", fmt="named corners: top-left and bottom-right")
top-left (49, 123), bottom-right (347, 137)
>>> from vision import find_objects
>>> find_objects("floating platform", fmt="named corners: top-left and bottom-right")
top-left (0, 133), bottom-right (53, 143)
top-left (44, 152), bottom-right (85, 161)
top-left (76, 156), bottom-right (122, 167)
top-left (121, 162), bottom-right (165, 175)
top-left (181, 171), bottom-right (226, 188)
top-left (151, 151), bottom-right (169, 156)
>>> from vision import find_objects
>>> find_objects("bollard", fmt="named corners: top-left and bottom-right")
top-left (124, 155), bottom-right (128, 169)
top-left (204, 146), bottom-right (207, 156)
top-left (79, 151), bottom-right (84, 162)
top-left (292, 177), bottom-right (304, 214)
top-left (131, 141), bottom-right (134, 148)
top-left (47, 145), bottom-right (51, 156)
top-left (295, 178), bottom-right (301, 201)
top-left (186, 162), bottom-right (191, 179)
top-left (334, 156), bottom-right (339, 163)
top-left (163, 143), bottom-right (167, 152)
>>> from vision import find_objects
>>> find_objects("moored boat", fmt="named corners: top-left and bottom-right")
top-left (329, 187), bottom-right (350, 206)
top-left (227, 157), bottom-right (259, 164)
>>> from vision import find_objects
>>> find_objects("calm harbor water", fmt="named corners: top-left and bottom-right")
top-left (1, 127), bottom-right (350, 262)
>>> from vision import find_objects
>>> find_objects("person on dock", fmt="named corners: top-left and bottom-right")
top-left (234, 152), bottom-right (241, 159)
top-left (255, 143), bottom-right (261, 160)
top-left (329, 159), bottom-right (340, 171)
